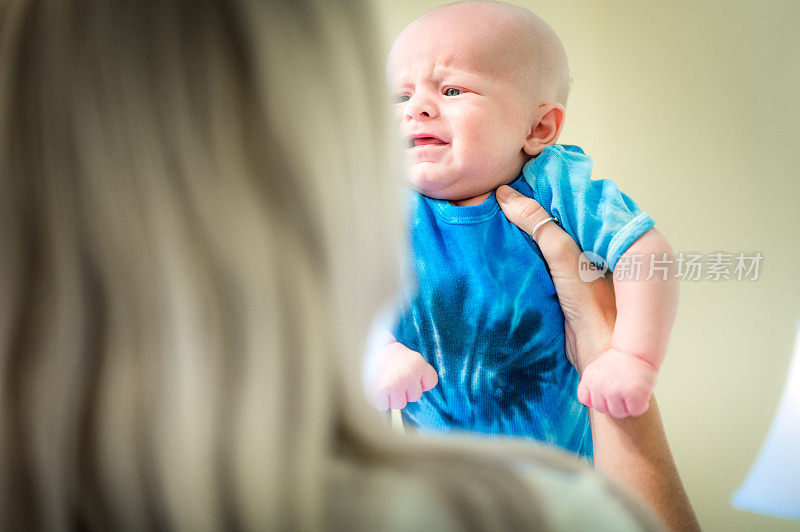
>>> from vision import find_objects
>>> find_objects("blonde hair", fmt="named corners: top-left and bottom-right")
top-left (0, 1), bottom-right (656, 529)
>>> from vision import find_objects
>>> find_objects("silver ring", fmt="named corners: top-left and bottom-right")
top-left (530, 216), bottom-right (558, 240)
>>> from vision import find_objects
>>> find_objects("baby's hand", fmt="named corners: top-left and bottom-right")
top-left (576, 348), bottom-right (657, 418)
top-left (368, 341), bottom-right (438, 411)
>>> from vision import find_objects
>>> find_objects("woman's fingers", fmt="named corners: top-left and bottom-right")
top-left (497, 184), bottom-right (614, 375)
top-left (495, 185), bottom-right (581, 275)
top-left (496, 185), bottom-right (555, 239)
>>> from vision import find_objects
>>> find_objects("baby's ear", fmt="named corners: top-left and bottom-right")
top-left (523, 103), bottom-right (566, 157)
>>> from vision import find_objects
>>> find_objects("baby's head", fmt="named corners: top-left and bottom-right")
top-left (388, 1), bottom-right (569, 205)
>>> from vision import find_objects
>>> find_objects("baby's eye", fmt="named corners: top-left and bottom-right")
top-left (443, 87), bottom-right (462, 96)
top-left (394, 94), bottom-right (410, 104)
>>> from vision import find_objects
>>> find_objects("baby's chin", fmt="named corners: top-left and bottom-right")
top-left (408, 180), bottom-right (460, 201)
top-left (407, 167), bottom-right (467, 200)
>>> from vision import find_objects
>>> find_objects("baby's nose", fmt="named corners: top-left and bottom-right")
top-left (404, 95), bottom-right (437, 119)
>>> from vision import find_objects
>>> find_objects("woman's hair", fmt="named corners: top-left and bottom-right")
top-left (0, 1), bottom-right (656, 529)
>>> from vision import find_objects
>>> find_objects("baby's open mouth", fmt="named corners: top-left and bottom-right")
top-left (409, 136), bottom-right (447, 148)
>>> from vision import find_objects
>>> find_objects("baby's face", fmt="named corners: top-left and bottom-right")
top-left (388, 15), bottom-right (538, 204)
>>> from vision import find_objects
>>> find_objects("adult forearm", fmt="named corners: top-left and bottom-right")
top-left (589, 397), bottom-right (700, 532)
top-left (494, 190), bottom-right (699, 529)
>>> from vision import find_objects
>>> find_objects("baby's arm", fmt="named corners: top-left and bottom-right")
top-left (577, 228), bottom-right (679, 417)
top-left (365, 332), bottom-right (438, 411)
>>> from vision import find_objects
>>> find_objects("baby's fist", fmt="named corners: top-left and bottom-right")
top-left (576, 348), bottom-right (657, 418)
top-left (368, 341), bottom-right (438, 410)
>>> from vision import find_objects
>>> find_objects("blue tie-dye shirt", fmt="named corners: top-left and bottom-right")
top-left (393, 145), bottom-right (655, 459)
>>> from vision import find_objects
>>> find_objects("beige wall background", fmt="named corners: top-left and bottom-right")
top-left (370, 1), bottom-right (800, 530)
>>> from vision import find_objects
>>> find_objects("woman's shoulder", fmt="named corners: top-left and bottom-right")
top-left (324, 443), bottom-right (661, 531)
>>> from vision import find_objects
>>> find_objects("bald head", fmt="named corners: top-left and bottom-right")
top-left (391, 1), bottom-right (570, 105)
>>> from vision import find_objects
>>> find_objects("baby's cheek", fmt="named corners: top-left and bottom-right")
top-left (459, 132), bottom-right (495, 164)
top-left (470, 126), bottom-right (512, 156)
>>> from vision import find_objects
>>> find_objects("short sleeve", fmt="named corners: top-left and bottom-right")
top-left (522, 145), bottom-right (655, 271)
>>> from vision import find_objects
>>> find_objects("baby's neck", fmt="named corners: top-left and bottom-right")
top-left (448, 191), bottom-right (493, 207)
top-left (447, 171), bottom-right (525, 207)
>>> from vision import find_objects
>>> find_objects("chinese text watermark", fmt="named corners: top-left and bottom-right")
top-left (578, 251), bottom-right (763, 282)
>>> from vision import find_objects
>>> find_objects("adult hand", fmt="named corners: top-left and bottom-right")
top-left (494, 185), bottom-right (616, 375)
top-left (495, 184), bottom-right (700, 532)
